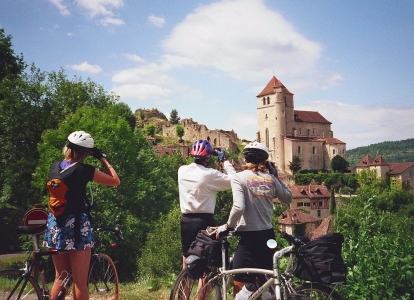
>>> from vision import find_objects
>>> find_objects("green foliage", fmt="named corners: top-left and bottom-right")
top-left (335, 181), bottom-right (414, 298)
top-left (288, 155), bottom-right (302, 174)
top-left (169, 109), bottom-right (180, 125)
top-left (346, 138), bottom-right (414, 167)
top-left (331, 155), bottom-right (349, 172)
top-left (137, 206), bottom-right (182, 278)
top-left (145, 123), bottom-right (157, 137)
top-left (175, 125), bottom-right (184, 142)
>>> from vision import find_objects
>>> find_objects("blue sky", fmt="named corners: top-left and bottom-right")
top-left (1, 0), bottom-right (413, 150)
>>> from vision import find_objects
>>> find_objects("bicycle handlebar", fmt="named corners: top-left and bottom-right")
top-left (280, 231), bottom-right (306, 247)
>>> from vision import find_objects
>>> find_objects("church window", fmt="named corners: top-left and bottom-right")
top-left (299, 128), bottom-right (302, 135)
top-left (265, 114), bottom-right (268, 119)
top-left (317, 210), bottom-right (321, 218)
top-left (333, 149), bottom-right (336, 155)
top-left (313, 128), bottom-right (316, 135)
top-left (313, 147), bottom-right (316, 154)
top-left (298, 146), bottom-right (301, 154)
top-left (262, 98), bottom-right (266, 105)
top-left (267, 97), bottom-right (270, 104)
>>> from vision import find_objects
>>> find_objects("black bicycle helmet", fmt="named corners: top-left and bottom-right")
top-left (243, 141), bottom-right (269, 164)
top-left (190, 139), bottom-right (214, 158)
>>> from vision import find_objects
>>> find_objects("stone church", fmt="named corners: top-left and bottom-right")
top-left (256, 76), bottom-right (346, 173)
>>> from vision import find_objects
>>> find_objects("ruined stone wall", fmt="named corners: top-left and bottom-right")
top-left (163, 118), bottom-right (239, 152)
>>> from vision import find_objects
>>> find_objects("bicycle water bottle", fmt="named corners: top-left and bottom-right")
top-left (235, 283), bottom-right (256, 300)
top-left (56, 270), bottom-right (71, 300)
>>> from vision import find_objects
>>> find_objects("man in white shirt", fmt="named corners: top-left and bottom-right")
top-left (178, 139), bottom-right (236, 267)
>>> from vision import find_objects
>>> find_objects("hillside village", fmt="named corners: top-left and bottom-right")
top-left (135, 76), bottom-right (414, 239)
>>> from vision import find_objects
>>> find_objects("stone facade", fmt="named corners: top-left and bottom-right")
top-left (356, 154), bottom-right (414, 193)
top-left (162, 118), bottom-right (239, 153)
top-left (256, 76), bottom-right (346, 173)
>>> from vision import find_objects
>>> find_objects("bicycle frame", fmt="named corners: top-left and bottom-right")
top-left (214, 237), bottom-right (296, 300)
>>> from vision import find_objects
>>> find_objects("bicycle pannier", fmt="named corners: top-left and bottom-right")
top-left (185, 255), bottom-right (209, 280)
top-left (186, 230), bottom-right (224, 267)
top-left (292, 233), bottom-right (347, 284)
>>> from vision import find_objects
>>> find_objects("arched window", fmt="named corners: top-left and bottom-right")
top-left (313, 147), bottom-right (316, 154)
top-left (298, 146), bottom-right (301, 154)
top-left (262, 98), bottom-right (266, 105)
top-left (265, 128), bottom-right (269, 149)
top-left (267, 97), bottom-right (270, 105)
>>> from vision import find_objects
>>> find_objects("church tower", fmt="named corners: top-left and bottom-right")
top-left (256, 76), bottom-right (294, 172)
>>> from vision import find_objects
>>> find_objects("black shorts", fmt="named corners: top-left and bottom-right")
top-left (181, 213), bottom-right (215, 256)
top-left (231, 228), bottom-right (275, 283)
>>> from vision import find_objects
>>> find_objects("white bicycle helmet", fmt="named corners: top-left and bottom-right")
top-left (67, 131), bottom-right (94, 150)
top-left (243, 141), bottom-right (269, 163)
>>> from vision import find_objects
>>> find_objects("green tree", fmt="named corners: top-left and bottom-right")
top-left (329, 187), bottom-right (336, 214)
top-left (139, 110), bottom-right (145, 128)
top-left (331, 155), bottom-right (349, 172)
top-left (145, 123), bottom-right (157, 137)
top-left (288, 155), bottom-right (302, 174)
top-left (176, 124), bottom-right (184, 142)
top-left (169, 109), bottom-right (180, 124)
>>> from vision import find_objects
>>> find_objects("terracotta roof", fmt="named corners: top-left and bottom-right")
top-left (294, 110), bottom-right (331, 124)
top-left (356, 154), bottom-right (389, 167)
top-left (256, 76), bottom-right (293, 97)
top-left (278, 209), bottom-right (318, 225)
top-left (388, 162), bottom-right (414, 175)
top-left (312, 215), bottom-right (335, 240)
top-left (154, 146), bottom-right (174, 156)
top-left (324, 138), bottom-right (346, 145)
top-left (290, 179), bottom-right (331, 199)
top-left (356, 154), bottom-right (374, 167)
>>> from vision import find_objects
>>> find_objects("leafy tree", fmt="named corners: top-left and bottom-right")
top-left (139, 110), bottom-right (145, 128)
top-left (329, 187), bottom-right (335, 214)
top-left (288, 155), bottom-right (302, 174)
top-left (169, 109), bottom-right (180, 124)
top-left (145, 123), bottom-right (157, 137)
top-left (331, 155), bottom-right (349, 172)
top-left (176, 124), bottom-right (184, 142)
top-left (0, 28), bottom-right (25, 81)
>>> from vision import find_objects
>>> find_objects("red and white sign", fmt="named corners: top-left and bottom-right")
top-left (23, 208), bottom-right (48, 227)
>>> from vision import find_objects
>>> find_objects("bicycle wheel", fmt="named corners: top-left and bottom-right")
top-left (88, 253), bottom-right (119, 299)
top-left (170, 268), bottom-right (222, 300)
top-left (0, 269), bottom-right (42, 300)
top-left (291, 282), bottom-right (344, 300)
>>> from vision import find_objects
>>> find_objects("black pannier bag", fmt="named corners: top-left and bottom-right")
top-left (186, 230), bottom-right (225, 267)
top-left (292, 233), bottom-right (347, 284)
top-left (185, 255), bottom-right (209, 280)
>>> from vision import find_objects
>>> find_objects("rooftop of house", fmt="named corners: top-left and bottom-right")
top-left (278, 209), bottom-right (318, 225)
top-left (256, 76), bottom-right (293, 97)
top-left (311, 215), bottom-right (335, 240)
top-left (356, 154), bottom-right (414, 174)
top-left (290, 179), bottom-right (331, 199)
top-left (389, 162), bottom-right (414, 175)
top-left (294, 110), bottom-right (332, 124)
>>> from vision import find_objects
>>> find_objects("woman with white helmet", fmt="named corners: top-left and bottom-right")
top-left (43, 130), bottom-right (120, 300)
top-left (213, 141), bottom-right (292, 299)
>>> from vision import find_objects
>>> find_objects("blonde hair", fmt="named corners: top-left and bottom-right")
top-left (243, 162), bottom-right (268, 173)
top-left (63, 146), bottom-right (88, 162)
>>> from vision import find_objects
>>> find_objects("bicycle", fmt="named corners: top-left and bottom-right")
top-left (0, 223), bottom-right (123, 299)
top-left (170, 231), bottom-right (344, 300)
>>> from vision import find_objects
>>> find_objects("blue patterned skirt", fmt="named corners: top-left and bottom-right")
top-left (43, 213), bottom-right (94, 250)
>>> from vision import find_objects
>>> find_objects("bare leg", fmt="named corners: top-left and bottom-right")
top-left (70, 248), bottom-right (91, 300)
top-left (51, 252), bottom-right (71, 299)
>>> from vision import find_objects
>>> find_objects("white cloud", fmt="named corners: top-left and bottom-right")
top-left (297, 101), bottom-right (414, 149)
top-left (111, 83), bottom-right (172, 101)
top-left (100, 16), bottom-right (125, 26)
top-left (67, 32), bottom-right (74, 36)
top-left (148, 15), bottom-right (166, 28)
top-left (47, 0), bottom-right (70, 16)
top-left (76, 0), bottom-right (124, 17)
top-left (160, 0), bottom-right (338, 87)
top-left (68, 61), bottom-right (102, 73)
top-left (123, 53), bottom-right (146, 63)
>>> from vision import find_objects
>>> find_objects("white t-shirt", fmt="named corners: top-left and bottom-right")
top-left (178, 161), bottom-right (236, 214)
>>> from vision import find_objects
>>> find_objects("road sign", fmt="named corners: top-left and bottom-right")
top-left (23, 208), bottom-right (48, 228)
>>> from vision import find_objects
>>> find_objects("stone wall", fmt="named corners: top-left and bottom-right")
top-left (162, 118), bottom-right (239, 152)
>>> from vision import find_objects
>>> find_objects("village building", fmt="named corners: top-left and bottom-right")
top-left (256, 76), bottom-right (346, 174)
top-left (278, 209), bottom-right (319, 238)
top-left (356, 154), bottom-right (414, 193)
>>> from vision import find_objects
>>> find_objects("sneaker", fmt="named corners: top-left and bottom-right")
top-left (234, 285), bottom-right (253, 300)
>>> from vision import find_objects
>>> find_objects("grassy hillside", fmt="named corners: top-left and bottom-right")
top-left (346, 138), bottom-right (414, 167)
